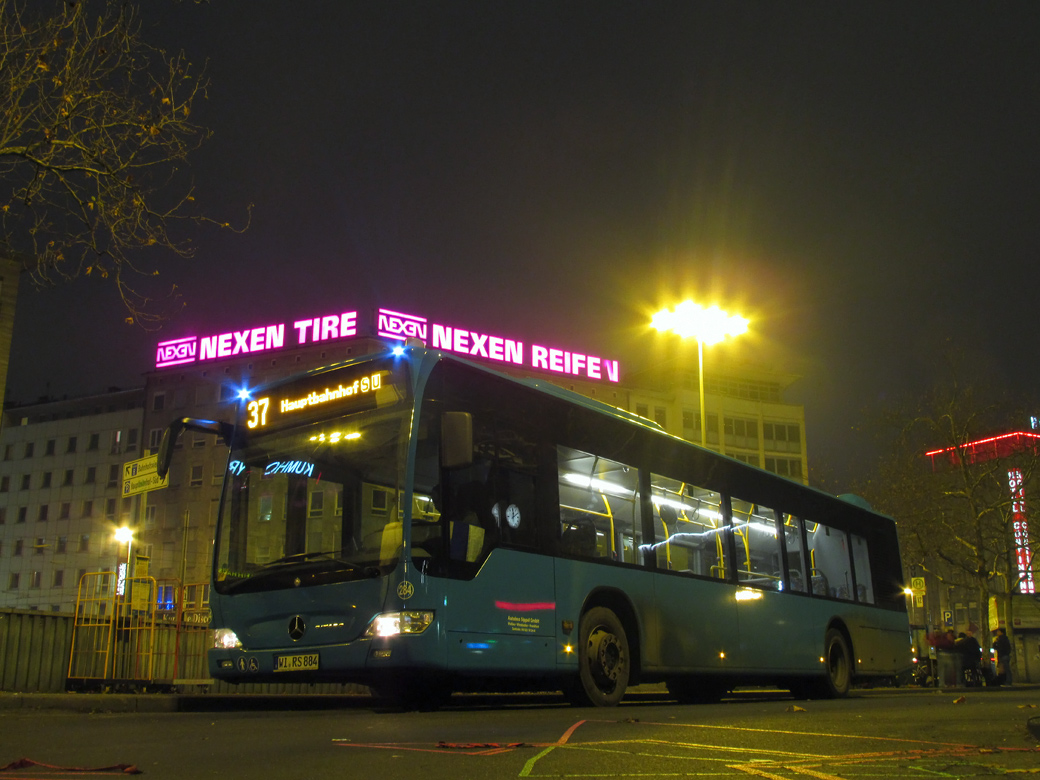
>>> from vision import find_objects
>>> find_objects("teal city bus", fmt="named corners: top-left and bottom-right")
top-left (158, 346), bottom-right (910, 706)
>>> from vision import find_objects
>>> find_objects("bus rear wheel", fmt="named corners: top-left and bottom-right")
top-left (820, 628), bottom-right (851, 698)
top-left (570, 607), bottom-right (630, 707)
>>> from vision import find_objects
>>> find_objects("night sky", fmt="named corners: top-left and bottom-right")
top-left (7, 1), bottom-right (1040, 483)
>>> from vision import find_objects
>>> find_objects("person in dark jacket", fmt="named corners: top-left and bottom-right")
top-left (955, 628), bottom-right (983, 685)
top-left (992, 627), bottom-right (1012, 685)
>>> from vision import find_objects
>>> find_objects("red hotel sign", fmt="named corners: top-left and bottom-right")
top-left (1008, 468), bottom-right (1036, 594)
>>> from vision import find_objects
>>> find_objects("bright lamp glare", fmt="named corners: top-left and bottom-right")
top-left (237, 387), bottom-right (251, 400)
top-left (213, 628), bottom-right (242, 650)
top-left (651, 301), bottom-right (748, 346)
top-left (114, 527), bottom-right (133, 544)
top-left (391, 345), bottom-right (406, 357)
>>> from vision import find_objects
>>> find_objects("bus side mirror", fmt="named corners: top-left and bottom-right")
top-left (441, 412), bottom-right (473, 469)
top-left (156, 423), bottom-right (181, 479)
top-left (156, 417), bottom-right (236, 479)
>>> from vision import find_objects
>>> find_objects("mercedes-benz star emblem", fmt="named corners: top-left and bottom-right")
top-left (288, 615), bottom-right (306, 641)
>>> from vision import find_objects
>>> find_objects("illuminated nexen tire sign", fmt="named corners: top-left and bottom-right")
top-left (156, 311), bottom-right (359, 368)
top-left (156, 306), bottom-right (622, 383)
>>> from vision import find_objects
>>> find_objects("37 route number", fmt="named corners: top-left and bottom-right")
top-left (247, 397), bottom-right (270, 428)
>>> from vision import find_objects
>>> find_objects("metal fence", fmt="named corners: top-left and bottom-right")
top-left (0, 609), bottom-right (75, 693)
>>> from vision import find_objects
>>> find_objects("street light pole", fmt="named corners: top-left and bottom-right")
top-left (651, 301), bottom-right (749, 450)
top-left (697, 338), bottom-right (706, 448)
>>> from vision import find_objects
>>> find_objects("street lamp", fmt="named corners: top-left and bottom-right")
top-left (651, 301), bottom-right (749, 448)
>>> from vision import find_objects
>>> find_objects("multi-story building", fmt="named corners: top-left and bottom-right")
top-left (0, 389), bottom-right (144, 611)
top-left (628, 359), bottom-right (807, 484)
top-left (2, 303), bottom-right (809, 611)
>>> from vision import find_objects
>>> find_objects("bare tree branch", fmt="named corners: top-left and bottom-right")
top-left (0, 0), bottom-right (249, 328)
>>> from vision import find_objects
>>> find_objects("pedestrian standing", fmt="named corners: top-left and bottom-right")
top-left (992, 627), bottom-right (1012, 685)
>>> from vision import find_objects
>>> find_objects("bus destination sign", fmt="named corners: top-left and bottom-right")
top-left (245, 365), bottom-right (399, 432)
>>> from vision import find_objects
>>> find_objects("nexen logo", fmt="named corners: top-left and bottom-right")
top-left (377, 310), bottom-right (427, 341)
top-left (156, 338), bottom-right (197, 367)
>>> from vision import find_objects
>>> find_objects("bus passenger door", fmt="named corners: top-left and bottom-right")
top-left (732, 507), bottom-right (814, 670)
top-left (650, 481), bottom-right (740, 672)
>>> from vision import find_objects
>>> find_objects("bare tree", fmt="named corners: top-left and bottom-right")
top-left (859, 363), bottom-right (1037, 644)
top-left (0, 0), bottom-right (247, 327)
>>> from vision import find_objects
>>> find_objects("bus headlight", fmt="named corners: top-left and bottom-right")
top-left (213, 628), bottom-right (242, 650)
top-left (365, 611), bottom-right (434, 637)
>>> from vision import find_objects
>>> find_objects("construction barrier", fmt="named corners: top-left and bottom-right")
top-left (68, 574), bottom-right (207, 689)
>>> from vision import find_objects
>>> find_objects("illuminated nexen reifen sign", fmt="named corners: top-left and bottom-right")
top-left (156, 306), bottom-right (622, 383)
top-left (377, 308), bottom-right (620, 383)
top-left (1008, 469), bottom-right (1036, 594)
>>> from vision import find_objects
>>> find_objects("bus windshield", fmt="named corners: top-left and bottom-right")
top-left (214, 364), bottom-right (412, 593)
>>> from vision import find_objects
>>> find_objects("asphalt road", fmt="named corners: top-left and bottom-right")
top-left (2, 687), bottom-right (1039, 778)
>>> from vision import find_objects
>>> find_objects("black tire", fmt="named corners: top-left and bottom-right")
top-left (570, 606), bottom-right (631, 707)
top-left (820, 628), bottom-right (852, 698)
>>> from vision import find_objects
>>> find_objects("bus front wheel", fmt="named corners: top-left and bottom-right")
top-left (571, 606), bottom-right (630, 707)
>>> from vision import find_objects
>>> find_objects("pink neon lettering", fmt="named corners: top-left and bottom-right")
top-left (453, 329), bottom-right (470, 353)
top-left (155, 338), bottom-right (197, 368)
top-left (378, 309), bottom-right (427, 341)
top-left (469, 332), bottom-right (488, 357)
top-left (341, 312), bottom-right (357, 337)
top-left (218, 333), bottom-right (233, 357)
top-left (587, 357), bottom-right (601, 379)
top-left (432, 324), bottom-right (451, 349)
top-left (532, 345), bottom-right (548, 370)
top-left (506, 340), bottom-right (522, 364)
top-left (549, 349), bottom-right (564, 372)
top-left (293, 319), bottom-right (312, 343)
top-left (488, 336), bottom-right (504, 361)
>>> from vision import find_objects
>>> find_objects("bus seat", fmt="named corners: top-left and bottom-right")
top-left (380, 522), bottom-right (403, 562)
top-left (561, 518), bottom-right (597, 558)
top-left (811, 572), bottom-right (829, 596)
top-left (449, 518), bottom-right (485, 562)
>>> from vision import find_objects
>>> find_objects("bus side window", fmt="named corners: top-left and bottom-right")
top-left (732, 498), bottom-right (782, 590)
top-left (782, 514), bottom-right (808, 593)
top-left (649, 473), bottom-right (727, 580)
top-left (850, 533), bottom-right (874, 603)
top-left (805, 520), bottom-right (854, 600)
top-left (557, 446), bottom-right (641, 563)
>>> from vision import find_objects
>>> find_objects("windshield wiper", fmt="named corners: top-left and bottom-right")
top-left (266, 550), bottom-right (358, 568)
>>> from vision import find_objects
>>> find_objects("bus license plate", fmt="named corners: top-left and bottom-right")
top-left (275, 653), bottom-right (319, 672)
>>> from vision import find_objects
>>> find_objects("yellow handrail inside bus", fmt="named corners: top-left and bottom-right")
top-left (658, 516), bottom-right (671, 569)
top-left (599, 493), bottom-right (616, 558)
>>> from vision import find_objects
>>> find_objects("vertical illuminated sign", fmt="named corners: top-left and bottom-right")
top-left (1008, 468), bottom-right (1036, 594)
